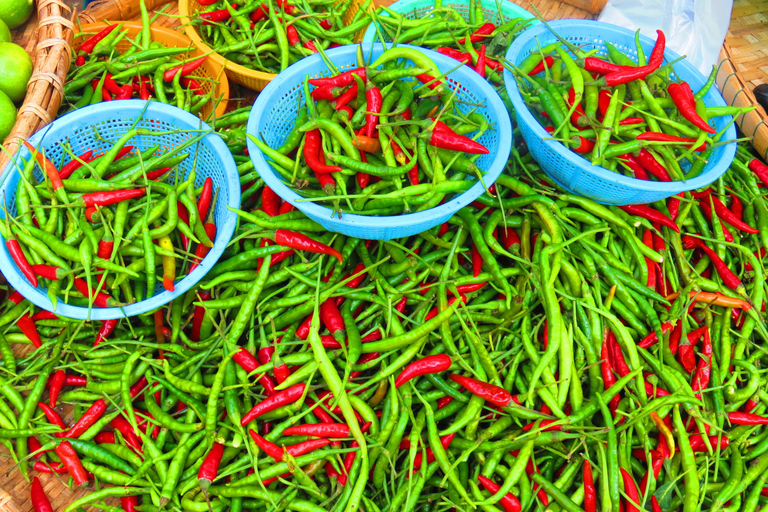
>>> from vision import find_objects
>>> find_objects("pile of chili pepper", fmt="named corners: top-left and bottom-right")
top-left (2, 126), bottom-right (223, 310)
top-left (61, 0), bottom-right (222, 115)
top-left (509, 27), bottom-right (754, 181)
top-left (8, 117), bottom-right (768, 510)
top-left (186, 0), bottom-right (372, 74)
top-left (252, 46), bottom-right (493, 216)
top-left (368, 0), bottom-right (533, 93)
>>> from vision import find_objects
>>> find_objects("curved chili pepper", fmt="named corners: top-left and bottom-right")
top-left (528, 55), bottom-right (555, 76)
top-left (728, 412), bottom-right (768, 425)
top-left (55, 440), bottom-right (89, 486)
top-left (31, 477), bottom-right (54, 512)
top-left (477, 475), bottom-right (521, 512)
top-left (749, 158), bottom-right (768, 186)
top-left (619, 204), bottom-right (679, 232)
top-left (189, 222), bottom-right (216, 273)
top-left (283, 422), bottom-right (353, 438)
top-left (475, 44), bottom-right (487, 78)
top-left (364, 84), bottom-right (382, 137)
top-left (448, 374), bottom-right (511, 407)
top-left (319, 298), bottom-right (345, 342)
top-left (241, 383), bottom-right (305, 425)
top-left (682, 235), bottom-right (743, 291)
top-left (59, 150), bottom-right (95, 179)
top-left (48, 370), bottom-right (65, 409)
top-left (459, 22), bottom-right (495, 44)
top-left (94, 319), bottom-right (119, 347)
top-left (17, 314), bottom-right (41, 348)
top-left (79, 24), bottom-right (118, 54)
top-left (429, 130), bottom-right (489, 154)
top-left (304, 129), bottom-right (343, 174)
top-left (600, 334), bottom-right (620, 415)
top-left (636, 149), bottom-right (671, 181)
top-left (74, 278), bottom-right (119, 308)
top-left (582, 57), bottom-right (622, 75)
top-left (310, 68), bottom-right (365, 88)
top-left (273, 230), bottom-right (342, 262)
top-left (668, 82), bottom-right (715, 134)
top-left (198, 442), bottom-right (224, 490)
top-left (395, 354), bottom-right (452, 388)
top-left (64, 399), bottom-right (106, 439)
top-left (7, 238), bottom-right (38, 287)
top-left (636, 132), bottom-right (706, 151)
top-left (620, 468), bottom-right (642, 512)
top-left (38, 402), bottom-right (66, 435)
top-left (583, 460), bottom-right (597, 512)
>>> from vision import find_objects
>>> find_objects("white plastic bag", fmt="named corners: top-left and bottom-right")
top-left (598, 0), bottom-right (732, 75)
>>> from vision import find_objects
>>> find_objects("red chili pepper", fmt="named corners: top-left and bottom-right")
top-left (120, 496), bottom-right (140, 512)
top-left (636, 131), bottom-right (706, 151)
top-left (17, 314), bottom-right (41, 348)
top-left (448, 374), bottom-right (511, 407)
top-left (111, 416), bottom-right (143, 452)
top-left (139, 78), bottom-right (151, 100)
top-left (48, 370), bottom-right (65, 409)
top-left (74, 278), bottom-right (119, 308)
top-left (583, 57), bottom-right (622, 75)
top-left (64, 399), bottom-right (107, 439)
top-left (477, 475), bottom-right (522, 512)
top-left (283, 422), bottom-right (354, 438)
top-left (638, 322), bottom-right (673, 349)
top-left (409, 433), bottom-right (455, 475)
top-left (620, 468), bottom-right (642, 512)
top-left (583, 460), bottom-right (597, 512)
top-left (285, 24), bottom-right (300, 46)
top-left (241, 383), bottom-right (305, 425)
top-left (668, 82), bottom-right (716, 134)
top-left (273, 230), bottom-right (342, 263)
top-left (6, 237), bottom-right (38, 289)
top-left (93, 318), bottom-right (119, 347)
top-left (424, 294), bottom-right (466, 320)
top-left (415, 73), bottom-right (443, 90)
top-left (598, 89), bottom-right (612, 119)
top-left (619, 204), bottom-right (679, 232)
top-left (55, 440), bottom-right (89, 486)
top-left (201, 5), bottom-right (235, 24)
top-left (309, 68), bottom-right (365, 88)
top-left (164, 56), bottom-right (207, 81)
top-left (189, 222), bottom-right (217, 273)
top-left (700, 191), bottom-right (759, 234)
top-left (31, 476), bottom-right (55, 512)
top-left (682, 235), bottom-right (743, 291)
top-left (475, 44), bottom-right (487, 78)
top-left (728, 411), bottom-right (768, 425)
top-left (617, 154), bottom-right (649, 180)
top-left (683, 434), bottom-right (729, 452)
top-left (528, 55), bottom-right (555, 76)
top-left (636, 149), bottom-right (671, 181)
top-left (261, 185), bottom-right (280, 217)
top-left (571, 135), bottom-right (595, 153)
top-left (394, 354), bottom-right (452, 388)
top-left (38, 402), bottom-right (66, 436)
top-left (59, 150), bottom-right (95, 179)
top-left (601, 334), bottom-right (620, 416)
top-left (191, 292), bottom-right (211, 342)
top-left (436, 47), bottom-right (472, 64)
top-left (319, 298), bottom-right (345, 342)
top-left (697, 200), bottom-right (735, 242)
top-left (335, 86), bottom-right (358, 111)
top-left (364, 85), bottom-right (383, 137)
top-left (287, 438), bottom-right (331, 458)
top-left (34, 461), bottom-right (67, 474)
top-left (79, 24), bottom-right (118, 54)
top-left (429, 129), bottom-right (489, 154)
top-left (459, 22), bottom-right (495, 44)
top-left (748, 158), bottom-right (768, 186)
top-left (304, 129), bottom-right (343, 175)
top-left (78, 188), bottom-right (146, 207)
top-left (198, 441), bottom-right (224, 491)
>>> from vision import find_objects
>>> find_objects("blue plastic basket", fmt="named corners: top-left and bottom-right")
top-left (362, 0), bottom-right (536, 44)
top-left (246, 43), bottom-right (512, 240)
top-left (504, 20), bottom-right (737, 205)
top-left (0, 100), bottom-right (241, 320)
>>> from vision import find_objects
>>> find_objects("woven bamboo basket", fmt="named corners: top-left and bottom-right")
top-left (73, 22), bottom-right (229, 119)
top-left (178, 0), bottom-right (374, 91)
top-left (0, 0), bottom-right (75, 177)
top-left (716, 0), bottom-right (768, 160)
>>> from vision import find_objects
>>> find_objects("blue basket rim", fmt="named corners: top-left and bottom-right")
top-left (503, 19), bottom-right (737, 195)
top-left (247, 42), bottom-right (512, 233)
top-left (362, 0), bottom-right (537, 43)
top-left (0, 100), bottom-right (241, 320)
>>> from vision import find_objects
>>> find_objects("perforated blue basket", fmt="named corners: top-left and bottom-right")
top-left (0, 100), bottom-right (241, 320)
top-left (504, 20), bottom-right (737, 205)
top-left (362, 0), bottom-right (536, 44)
top-left (247, 43), bottom-right (512, 240)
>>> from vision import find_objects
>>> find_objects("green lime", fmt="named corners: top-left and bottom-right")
top-left (0, 19), bottom-right (10, 43)
top-left (0, 42), bottom-right (32, 102)
top-left (0, 0), bottom-right (32, 29)
top-left (0, 89), bottom-right (16, 142)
